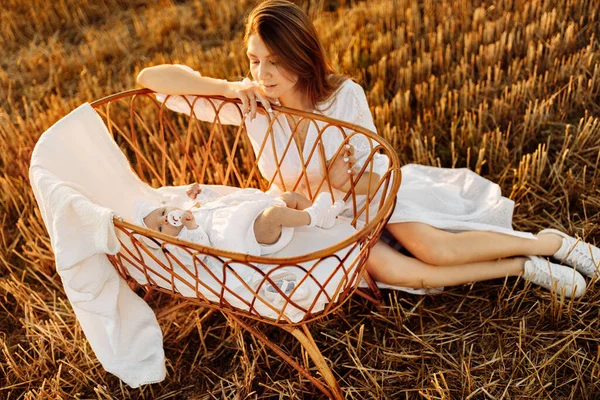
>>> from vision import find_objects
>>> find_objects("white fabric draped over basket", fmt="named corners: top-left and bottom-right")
top-left (30, 104), bottom-right (166, 387)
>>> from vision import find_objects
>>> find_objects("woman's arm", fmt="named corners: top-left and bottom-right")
top-left (340, 171), bottom-right (381, 195)
top-left (137, 64), bottom-right (271, 118)
top-left (137, 64), bottom-right (232, 96)
top-left (332, 169), bottom-right (381, 196)
top-left (326, 144), bottom-right (381, 196)
top-left (318, 81), bottom-right (385, 196)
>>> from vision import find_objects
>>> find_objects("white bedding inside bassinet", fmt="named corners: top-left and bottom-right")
top-left (119, 185), bottom-right (363, 323)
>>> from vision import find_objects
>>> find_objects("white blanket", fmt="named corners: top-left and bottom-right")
top-left (30, 103), bottom-right (167, 387)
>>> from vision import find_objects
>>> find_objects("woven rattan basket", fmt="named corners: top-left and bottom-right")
top-left (91, 89), bottom-right (401, 398)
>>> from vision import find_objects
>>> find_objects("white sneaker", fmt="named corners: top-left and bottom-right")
top-left (539, 229), bottom-right (600, 278)
top-left (305, 193), bottom-right (345, 229)
top-left (523, 256), bottom-right (586, 298)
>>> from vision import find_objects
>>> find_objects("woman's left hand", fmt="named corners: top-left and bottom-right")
top-left (325, 144), bottom-right (356, 190)
top-left (224, 81), bottom-right (272, 120)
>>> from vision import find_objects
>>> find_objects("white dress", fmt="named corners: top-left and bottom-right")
top-left (158, 65), bottom-right (534, 242)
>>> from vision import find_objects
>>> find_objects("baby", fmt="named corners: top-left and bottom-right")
top-left (135, 184), bottom-right (345, 303)
top-left (136, 183), bottom-right (345, 256)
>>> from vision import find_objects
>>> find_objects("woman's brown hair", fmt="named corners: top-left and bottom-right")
top-left (244, 0), bottom-right (347, 109)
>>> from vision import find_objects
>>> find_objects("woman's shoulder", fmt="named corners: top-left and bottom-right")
top-left (332, 78), bottom-right (365, 97)
top-left (319, 77), bottom-right (368, 115)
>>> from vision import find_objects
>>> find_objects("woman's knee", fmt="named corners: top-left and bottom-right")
top-left (413, 242), bottom-right (459, 266)
top-left (388, 223), bottom-right (458, 266)
top-left (366, 242), bottom-right (440, 288)
top-left (399, 264), bottom-right (440, 289)
top-left (367, 260), bottom-right (438, 289)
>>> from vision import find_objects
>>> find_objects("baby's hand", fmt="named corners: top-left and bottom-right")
top-left (182, 210), bottom-right (198, 230)
top-left (186, 183), bottom-right (202, 200)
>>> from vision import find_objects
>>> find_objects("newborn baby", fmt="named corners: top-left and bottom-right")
top-left (135, 184), bottom-right (345, 303)
top-left (136, 184), bottom-right (344, 256)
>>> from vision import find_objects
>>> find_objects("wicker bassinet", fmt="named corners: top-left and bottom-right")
top-left (90, 88), bottom-right (401, 399)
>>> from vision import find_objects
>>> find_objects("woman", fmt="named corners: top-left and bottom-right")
top-left (137, 0), bottom-right (599, 298)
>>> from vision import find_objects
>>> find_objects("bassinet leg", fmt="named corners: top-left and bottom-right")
top-left (284, 324), bottom-right (344, 400)
top-left (359, 271), bottom-right (384, 305)
top-left (354, 288), bottom-right (382, 305)
top-left (228, 314), bottom-right (342, 399)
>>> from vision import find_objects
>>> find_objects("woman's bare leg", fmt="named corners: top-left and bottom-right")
top-left (386, 222), bottom-right (563, 266)
top-left (367, 241), bottom-right (524, 288)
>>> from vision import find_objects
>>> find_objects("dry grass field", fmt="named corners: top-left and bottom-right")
top-left (2, 0), bottom-right (600, 398)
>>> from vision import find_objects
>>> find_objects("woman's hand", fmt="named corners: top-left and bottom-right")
top-left (224, 82), bottom-right (273, 120)
top-left (325, 144), bottom-right (357, 190)
top-left (325, 144), bottom-right (382, 195)
top-left (186, 183), bottom-right (201, 200)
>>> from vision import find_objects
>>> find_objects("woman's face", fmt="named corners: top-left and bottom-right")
top-left (247, 34), bottom-right (298, 101)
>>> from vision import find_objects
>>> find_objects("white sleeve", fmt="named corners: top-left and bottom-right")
top-left (321, 81), bottom-right (389, 174)
top-left (155, 65), bottom-right (244, 126)
top-left (178, 225), bottom-right (212, 248)
top-left (166, 225), bottom-right (212, 267)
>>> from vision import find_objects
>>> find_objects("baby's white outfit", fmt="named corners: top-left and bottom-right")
top-left (177, 187), bottom-right (293, 256)
top-left (139, 188), bottom-right (342, 303)
top-left (157, 188), bottom-right (297, 300)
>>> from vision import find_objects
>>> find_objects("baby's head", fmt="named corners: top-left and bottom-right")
top-left (136, 201), bottom-right (184, 237)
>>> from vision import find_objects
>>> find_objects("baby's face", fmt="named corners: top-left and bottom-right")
top-left (144, 206), bottom-right (184, 236)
